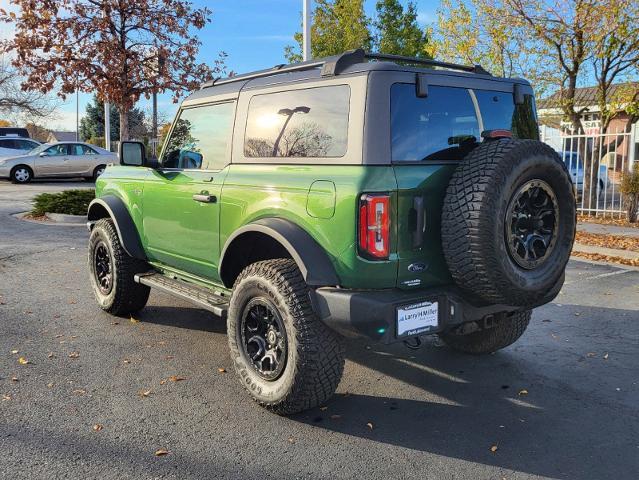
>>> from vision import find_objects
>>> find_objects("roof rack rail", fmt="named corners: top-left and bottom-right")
top-left (200, 49), bottom-right (490, 89)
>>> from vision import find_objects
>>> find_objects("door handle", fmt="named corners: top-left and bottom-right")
top-left (192, 194), bottom-right (217, 203)
top-left (412, 196), bottom-right (425, 248)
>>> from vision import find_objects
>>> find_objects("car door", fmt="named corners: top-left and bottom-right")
top-left (67, 143), bottom-right (98, 175)
top-left (141, 101), bottom-right (236, 281)
top-left (34, 144), bottom-right (75, 176)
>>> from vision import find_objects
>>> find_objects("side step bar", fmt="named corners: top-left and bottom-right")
top-left (134, 272), bottom-right (229, 319)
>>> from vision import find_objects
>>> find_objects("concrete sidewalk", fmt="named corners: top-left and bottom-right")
top-left (574, 221), bottom-right (639, 262)
top-left (577, 221), bottom-right (639, 238)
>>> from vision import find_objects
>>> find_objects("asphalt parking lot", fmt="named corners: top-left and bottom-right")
top-left (1, 180), bottom-right (638, 480)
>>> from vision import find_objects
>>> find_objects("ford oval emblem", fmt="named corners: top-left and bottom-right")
top-left (408, 262), bottom-right (427, 272)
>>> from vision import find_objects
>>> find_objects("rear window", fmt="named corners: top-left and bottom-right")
top-left (244, 85), bottom-right (350, 158)
top-left (391, 83), bottom-right (538, 162)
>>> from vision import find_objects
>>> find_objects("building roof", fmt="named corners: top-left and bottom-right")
top-left (538, 82), bottom-right (639, 110)
top-left (48, 131), bottom-right (77, 142)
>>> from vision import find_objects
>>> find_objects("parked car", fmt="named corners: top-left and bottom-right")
top-left (87, 49), bottom-right (576, 414)
top-left (0, 127), bottom-right (30, 138)
top-left (560, 151), bottom-right (611, 200)
top-left (0, 142), bottom-right (116, 183)
top-left (0, 136), bottom-right (41, 159)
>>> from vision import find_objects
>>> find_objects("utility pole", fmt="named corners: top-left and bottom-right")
top-left (303, 0), bottom-right (311, 61)
top-left (104, 102), bottom-right (111, 152)
top-left (76, 89), bottom-right (79, 141)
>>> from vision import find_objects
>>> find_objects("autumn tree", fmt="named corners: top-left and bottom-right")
top-left (0, 58), bottom-right (57, 121)
top-left (1, 0), bottom-right (225, 141)
top-left (285, 0), bottom-right (372, 62)
top-left (374, 0), bottom-right (429, 58)
top-left (427, 0), bottom-right (529, 79)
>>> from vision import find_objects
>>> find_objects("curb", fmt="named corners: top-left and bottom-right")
top-left (572, 242), bottom-right (639, 261)
top-left (45, 212), bottom-right (86, 224)
top-left (12, 212), bottom-right (87, 227)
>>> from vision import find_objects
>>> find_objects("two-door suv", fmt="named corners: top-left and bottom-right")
top-left (87, 50), bottom-right (576, 414)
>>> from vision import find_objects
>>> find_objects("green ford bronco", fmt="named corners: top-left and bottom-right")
top-left (87, 50), bottom-right (576, 414)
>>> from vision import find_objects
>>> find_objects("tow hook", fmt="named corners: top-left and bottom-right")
top-left (403, 337), bottom-right (422, 350)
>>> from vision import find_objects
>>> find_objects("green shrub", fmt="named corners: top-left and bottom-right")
top-left (31, 189), bottom-right (95, 216)
top-left (620, 168), bottom-right (639, 223)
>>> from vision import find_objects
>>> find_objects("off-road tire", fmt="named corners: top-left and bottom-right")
top-left (227, 259), bottom-right (345, 415)
top-left (439, 310), bottom-right (531, 354)
top-left (88, 218), bottom-right (150, 316)
top-left (442, 139), bottom-right (576, 306)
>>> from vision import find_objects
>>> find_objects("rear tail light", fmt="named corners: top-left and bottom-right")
top-left (358, 193), bottom-right (390, 259)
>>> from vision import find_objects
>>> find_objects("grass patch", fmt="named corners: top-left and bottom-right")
top-left (31, 189), bottom-right (95, 216)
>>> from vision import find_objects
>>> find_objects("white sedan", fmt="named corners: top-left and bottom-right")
top-left (0, 142), bottom-right (117, 183)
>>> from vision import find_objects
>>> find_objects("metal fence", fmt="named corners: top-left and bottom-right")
top-left (540, 125), bottom-right (637, 217)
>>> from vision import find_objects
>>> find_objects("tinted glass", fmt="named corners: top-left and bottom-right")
top-left (245, 85), bottom-right (350, 158)
top-left (391, 84), bottom-right (480, 162)
top-left (45, 144), bottom-right (68, 156)
top-left (162, 102), bottom-right (235, 170)
top-left (474, 90), bottom-right (539, 140)
top-left (16, 140), bottom-right (37, 150)
top-left (0, 139), bottom-right (17, 149)
top-left (70, 144), bottom-right (96, 155)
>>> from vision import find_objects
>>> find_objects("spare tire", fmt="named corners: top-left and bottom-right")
top-left (441, 139), bottom-right (575, 306)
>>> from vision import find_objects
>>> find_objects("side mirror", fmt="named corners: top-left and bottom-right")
top-left (39, 152), bottom-right (49, 157)
top-left (119, 141), bottom-right (145, 166)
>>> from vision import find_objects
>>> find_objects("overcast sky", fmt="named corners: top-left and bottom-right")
top-left (0, 0), bottom-right (437, 131)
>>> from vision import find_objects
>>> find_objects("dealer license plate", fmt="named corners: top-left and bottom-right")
top-left (396, 301), bottom-right (439, 337)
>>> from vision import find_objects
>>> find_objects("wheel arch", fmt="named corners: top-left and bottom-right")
top-left (219, 218), bottom-right (340, 289)
top-left (87, 196), bottom-right (146, 260)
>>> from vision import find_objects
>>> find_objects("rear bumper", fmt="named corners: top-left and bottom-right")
top-left (311, 274), bottom-right (563, 344)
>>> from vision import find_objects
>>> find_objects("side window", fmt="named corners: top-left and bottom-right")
top-left (71, 144), bottom-right (97, 155)
top-left (474, 90), bottom-right (539, 140)
top-left (244, 85), bottom-right (350, 158)
top-left (161, 102), bottom-right (235, 170)
top-left (391, 84), bottom-right (480, 162)
top-left (45, 144), bottom-right (68, 156)
top-left (0, 139), bottom-right (16, 149)
top-left (16, 140), bottom-right (37, 150)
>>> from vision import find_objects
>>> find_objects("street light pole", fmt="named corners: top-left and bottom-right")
top-left (104, 102), bottom-right (111, 152)
top-left (303, 0), bottom-right (311, 61)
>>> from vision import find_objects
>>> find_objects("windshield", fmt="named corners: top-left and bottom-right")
top-left (28, 143), bottom-right (50, 155)
top-left (390, 84), bottom-right (538, 162)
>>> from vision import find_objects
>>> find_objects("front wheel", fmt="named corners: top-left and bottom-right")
top-left (439, 310), bottom-right (531, 355)
top-left (227, 259), bottom-right (345, 415)
top-left (88, 218), bottom-right (150, 316)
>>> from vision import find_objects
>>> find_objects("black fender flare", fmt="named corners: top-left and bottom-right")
top-left (87, 196), bottom-right (146, 260)
top-left (219, 218), bottom-right (340, 287)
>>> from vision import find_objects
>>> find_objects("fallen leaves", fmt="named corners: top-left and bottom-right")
top-left (518, 389), bottom-right (529, 396)
top-left (217, 368), bottom-right (226, 373)
top-left (11, 377), bottom-right (18, 382)
top-left (490, 445), bottom-right (499, 453)
top-left (571, 251), bottom-right (639, 267)
top-left (575, 231), bottom-right (639, 252)
top-left (17, 357), bottom-right (30, 365)
top-left (2, 394), bottom-right (10, 401)
top-left (92, 424), bottom-right (103, 432)
top-left (130, 316), bottom-right (139, 324)
top-left (366, 422), bottom-right (374, 430)
top-left (10, 349), bottom-right (18, 354)
top-left (138, 389), bottom-right (152, 398)
top-left (168, 375), bottom-right (185, 382)
top-left (154, 448), bottom-right (169, 456)
top-left (68, 352), bottom-right (79, 359)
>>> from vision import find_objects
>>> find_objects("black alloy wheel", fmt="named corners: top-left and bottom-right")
top-left (505, 179), bottom-right (559, 270)
top-left (93, 241), bottom-right (113, 295)
top-left (239, 297), bottom-right (288, 381)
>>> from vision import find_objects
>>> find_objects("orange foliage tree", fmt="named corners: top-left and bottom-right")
top-left (1, 0), bottom-right (226, 140)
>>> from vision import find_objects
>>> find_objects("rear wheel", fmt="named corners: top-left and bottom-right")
top-left (88, 218), bottom-right (150, 316)
top-left (11, 165), bottom-right (32, 184)
top-left (93, 165), bottom-right (106, 181)
top-left (439, 310), bottom-right (531, 354)
top-left (227, 259), bottom-right (345, 415)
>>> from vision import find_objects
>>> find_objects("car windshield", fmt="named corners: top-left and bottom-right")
top-left (28, 144), bottom-right (50, 155)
